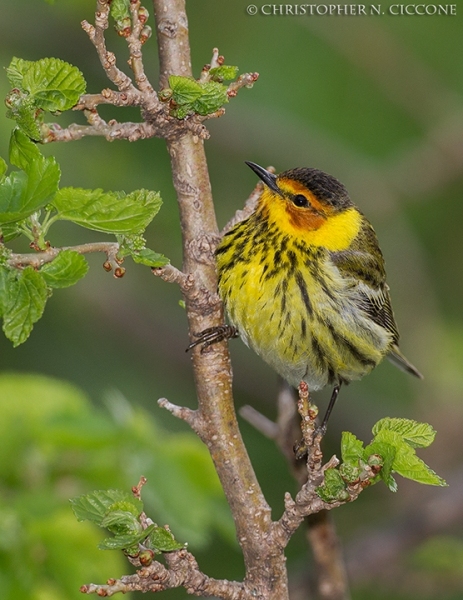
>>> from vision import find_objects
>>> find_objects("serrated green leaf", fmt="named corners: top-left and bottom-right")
top-left (40, 250), bottom-right (88, 288)
top-left (169, 75), bottom-right (203, 105)
top-left (99, 523), bottom-right (156, 551)
top-left (2, 267), bottom-right (48, 347)
top-left (171, 105), bottom-right (192, 119)
top-left (0, 158), bottom-right (7, 180)
top-left (392, 443), bottom-right (447, 486)
top-left (110, 0), bottom-right (131, 22)
top-left (101, 510), bottom-right (141, 536)
top-left (9, 129), bottom-right (42, 171)
top-left (364, 438), bottom-right (397, 491)
top-left (0, 155), bottom-right (60, 225)
top-left (372, 418), bottom-right (436, 448)
top-left (316, 468), bottom-right (349, 503)
top-left (70, 490), bottom-right (143, 526)
top-left (341, 431), bottom-right (364, 465)
top-left (209, 65), bottom-right (239, 82)
top-left (0, 223), bottom-right (22, 243)
top-left (5, 91), bottom-right (43, 140)
top-left (368, 427), bottom-right (446, 489)
top-left (148, 526), bottom-right (183, 553)
top-left (0, 266), bottom-right (15, 318)
top-left (108, 500), bottom-right (143, 519)
top-left (6, 57), bottom-right (33, 88)
top-left (339, 462), bottom-right (360, 484)
top-left (52, 188), bottom-right (162, 234)
top-left (130, 248), bottom-right (169, 268)
top-left (22, 58), bottom-right (86, 112)
top-left (193, 81), bottom-right (228, 116)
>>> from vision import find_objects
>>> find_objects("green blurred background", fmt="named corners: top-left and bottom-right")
top-left (1, 1), bottom-right (463, 598)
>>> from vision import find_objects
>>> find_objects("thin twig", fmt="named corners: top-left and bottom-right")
top-left (239, 405), bottom-right (279, 439)
top-left (80, 548), bottom-right (244, 598)
top-left (151, 264), bottom-right (194, 292)
top-left (227, 72), bottom-right (260, 98)
top-left (83, 1), bottom-right (139, 95)
top-left (157, 398), bottom-right (200, 433)
top-left (8, 242), bottom-right (120, 269)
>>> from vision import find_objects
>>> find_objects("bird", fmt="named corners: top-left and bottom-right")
top-left (190, 161), bottom-right (423, 434)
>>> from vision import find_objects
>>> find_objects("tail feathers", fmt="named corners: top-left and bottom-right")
top-left (388, 345), bottom-right (423, 379)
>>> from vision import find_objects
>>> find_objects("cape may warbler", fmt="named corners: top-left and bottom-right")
top-left (193, 162), bottom-right (422, 430)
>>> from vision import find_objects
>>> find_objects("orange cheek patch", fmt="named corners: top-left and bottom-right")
top-left (277, 177), bottom-right (328, 216)
top-left (285, 202), bottom-right (326, 231)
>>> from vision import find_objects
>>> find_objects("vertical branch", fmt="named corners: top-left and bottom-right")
top-left (307, 512), bottom-right (351, 600)
top-left (151, 1), bottom-right (288, 596)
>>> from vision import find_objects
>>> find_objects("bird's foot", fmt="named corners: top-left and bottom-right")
top-left (186, 325), bottom-right (239, 353)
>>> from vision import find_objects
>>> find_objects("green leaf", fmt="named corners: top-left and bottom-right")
top-left (106, 500), bottom-right (143, 519)
top-left (52, 188), bottom-right (162, 234)
top-left (130, 248), bottom-right (169, 268)
top-left (5, 90), bottom-right (43, 140)
top-left (110, 0), bottom-right (131, 22)
top-left (40, 250), bottom-right (88, 289)
top-left (0, 155), bottom-right (60, 225)
top-left (341, 431), bottom-right (364, 465)
top-left (316, 468), bottom-right (349, 503)
top-left (101, 510), bottom-right (141, 536)
top-left (98, 523), bottom-right (156, 551)
top-left (22, 58), bottom-right (87, 112)
top-left (0, 266), bottom-right (15, 318)
top-left (70, 490), bottom-right (143, 526)
top-left (193, 81), bottom-right (228, 116)
top-left (209, 65), bottom-right (239, 82)
top-left (338, 462), bottom-right (360, 484)
top-left (2, 267), bottom-right (48, 347)
top-left (148, 526), bottom-right (183, 553)
top-left (367, 427), bottom-right (446, 489)
top-left (392, 442), bottom-right (447, 486)
top-left (0, 223), bottom-right (21, 243)
top-left (6, 57), bottom-right (33, 88)
top-left (372, 418), bottom-right (436, 448)
top-left (364, 437), bottom-right (397, 491)
top-left (169, 75), bottom-right (203, 105)
top-left (9, 129), bottom-right (42, 171)
top-left (0, 158), bottom-right (7, 180)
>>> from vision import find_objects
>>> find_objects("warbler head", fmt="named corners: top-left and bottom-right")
top-left (245, 162), bottom-right (361, 249)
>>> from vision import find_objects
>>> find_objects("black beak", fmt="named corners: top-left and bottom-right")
top-left (245, 161), bottom-right (281, 194)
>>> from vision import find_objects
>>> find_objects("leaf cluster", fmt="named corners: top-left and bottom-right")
top-left (5, 57), bottom-right (86, 140)
top-left (0, 126), bottom-right (167, 348)
top-left (71, 489), bottom-right (183, 555)
top-left (0, 373), bottom-right (233, 599)
top-left (164, 69), bottom-right (238, 119)
top-left (317, 418), bottom-right (446, 502)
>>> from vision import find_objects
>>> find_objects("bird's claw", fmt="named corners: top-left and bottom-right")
top-left (186, 325), bottom-right (239, 353)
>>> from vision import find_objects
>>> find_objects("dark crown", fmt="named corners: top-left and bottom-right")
top-left (279, 168), bottom-right (352, 210)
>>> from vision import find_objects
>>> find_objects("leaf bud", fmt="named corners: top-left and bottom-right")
top-left (140, 26), bottom-right (152, 44)
top-left (139, 549), bottom-right (155, 566)
top-left (138, 6), bottom-right (149, 24)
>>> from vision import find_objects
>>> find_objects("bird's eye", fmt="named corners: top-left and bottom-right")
top-left (293, 194), bottom-right (309, 208)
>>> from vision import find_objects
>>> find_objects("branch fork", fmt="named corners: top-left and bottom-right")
top-left (45, 1), bottom-right (256, 145)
